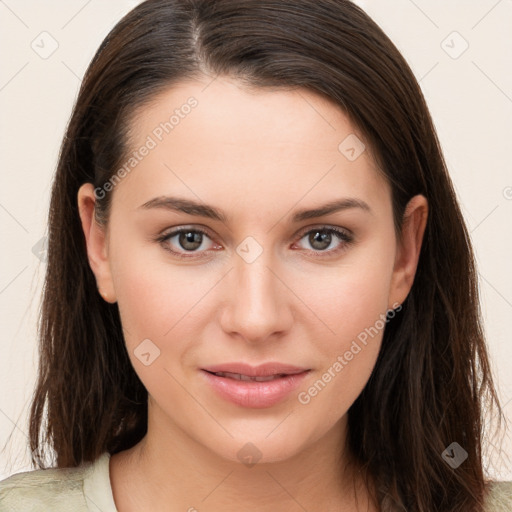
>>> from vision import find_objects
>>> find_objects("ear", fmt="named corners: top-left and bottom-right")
top-left (77, 183), bottom-right (117, 303)
top-left (388, 194), bottom-right (428, 309)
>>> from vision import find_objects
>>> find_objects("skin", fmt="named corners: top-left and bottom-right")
top-left (78, 76), bottom-right (428, 512)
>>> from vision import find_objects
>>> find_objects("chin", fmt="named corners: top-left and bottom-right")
top-left (202, 430), bottom-right (310, 467)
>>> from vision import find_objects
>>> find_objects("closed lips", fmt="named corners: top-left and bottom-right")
top-left (201, 363), bottom-right (310, 377)
top-left (205, 371), bottom-right (289, 382)
top-left (201, 364), bottom-right (311, 408)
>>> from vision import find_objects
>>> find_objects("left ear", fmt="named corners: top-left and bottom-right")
top-left (388, 194), bottom-right (428, 308)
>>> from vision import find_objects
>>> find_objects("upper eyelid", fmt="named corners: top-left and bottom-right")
top-left (159, 225), bottom-right (215, 241)
top-left (159, 223), bottom-right (352, 240)
top-left (158, 224), bottom-right (353, 250)
top-left (296, 224), bottom-right (352, 237)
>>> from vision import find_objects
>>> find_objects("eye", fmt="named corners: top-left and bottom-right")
top-left (155, 225), bottom-right (354, 260)
top-left (293, 226), bottom-right (354, 256)
top-left (156, 227), bottom-right (219, 259)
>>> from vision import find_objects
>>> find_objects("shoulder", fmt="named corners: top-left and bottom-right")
top-left (0, 453), bottom-right (113, 512)
top-left (485, 480), bottom-right (512, 512)
top-left (0, 465), bottom-right (89, 511)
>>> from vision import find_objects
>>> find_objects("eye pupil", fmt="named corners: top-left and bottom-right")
top-left (309, 230), bottom-right (331, 251)
top-left (179, 231), bottom-right (203, 251)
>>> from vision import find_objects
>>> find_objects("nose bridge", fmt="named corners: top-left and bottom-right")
top-left (220, 237), bottom-right (291, 342)
top-left (238, 248), bottom-right (275, 304)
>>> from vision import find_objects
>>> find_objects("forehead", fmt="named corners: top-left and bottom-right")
top-left (130, 76), bottom-right (362, 155)
top-left (115, 76), bottom-right (390, 218)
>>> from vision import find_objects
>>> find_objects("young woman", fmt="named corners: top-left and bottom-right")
top-left (1, 0), bottom-right (510, 511)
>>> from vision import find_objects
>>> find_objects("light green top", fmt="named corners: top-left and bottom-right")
top-left (0, 452), bottom-right (116, 511)
top-left (1, 453), bottom-right (512, 511)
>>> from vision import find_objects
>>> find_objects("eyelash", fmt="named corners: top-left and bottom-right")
top-left (155, 225), bottom-right (354, 260)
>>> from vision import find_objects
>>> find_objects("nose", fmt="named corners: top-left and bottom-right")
top-left (218, 247), bottom-right (294, 345)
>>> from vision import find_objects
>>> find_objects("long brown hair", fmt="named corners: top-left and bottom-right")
top-left (28, 1), bottom-right (506, 510)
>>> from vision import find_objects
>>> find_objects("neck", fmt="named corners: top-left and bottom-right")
top-left (110, 406), bottom-right (374, 512)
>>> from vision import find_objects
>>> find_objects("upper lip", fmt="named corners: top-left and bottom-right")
top-left (202, 362), bottom-right (310, 377)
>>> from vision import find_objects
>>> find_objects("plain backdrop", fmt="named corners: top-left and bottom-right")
top-left (1, 0), bottom-right (511, 480)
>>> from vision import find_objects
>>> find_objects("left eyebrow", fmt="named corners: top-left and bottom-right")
top-left (290, 198), bottom-right (372, 221)
top-left (137, 196), bottom-right (372, 223)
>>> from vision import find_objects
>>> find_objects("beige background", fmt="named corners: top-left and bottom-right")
top-left (0, 0), bottom-right (511, 480)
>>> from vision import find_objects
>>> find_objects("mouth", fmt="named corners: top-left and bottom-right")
top-left (204, 371), bottom-right (292, 382)
top-left (200, 363), bottom-right (311, 408)
top-left (202, 362), bottom-right (309, 377)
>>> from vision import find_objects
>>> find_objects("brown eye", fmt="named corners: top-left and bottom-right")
top-left (175, 230), bottom-right (204, 251)
top-left (157, 227), bottom-right (217, 258)
top-left (295, 226), bottom-right (354, 256)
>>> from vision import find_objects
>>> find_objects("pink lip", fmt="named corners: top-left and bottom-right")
top-left (201, 362), bottom-right (310, 408)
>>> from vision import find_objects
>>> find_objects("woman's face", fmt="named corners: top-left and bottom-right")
top-left (79, 76), bottom-right (426, 464)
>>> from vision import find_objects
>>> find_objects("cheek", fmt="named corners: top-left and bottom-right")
top-left (307, 234), bottom-right (395, 349)
top-left (109, 247), bottom-right (208, 400)
top-left (108, 238), bottom-right (189, 345)
top-left (295, 238), bottom-right (395, 416)
top-left (109, 240), bottom-right (223, 374)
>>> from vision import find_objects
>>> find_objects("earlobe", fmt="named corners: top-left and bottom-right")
top-left (77, 183), bottom-right (117, 303)
top-left (388, 194), bottom-right (428, 308)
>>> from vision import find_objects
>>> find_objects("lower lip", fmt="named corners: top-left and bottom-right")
top-left (201, 370), bottom-right (310, 408)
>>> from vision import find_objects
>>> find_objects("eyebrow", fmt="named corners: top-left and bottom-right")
top-left (138, 196), bottom-right (372, 223)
